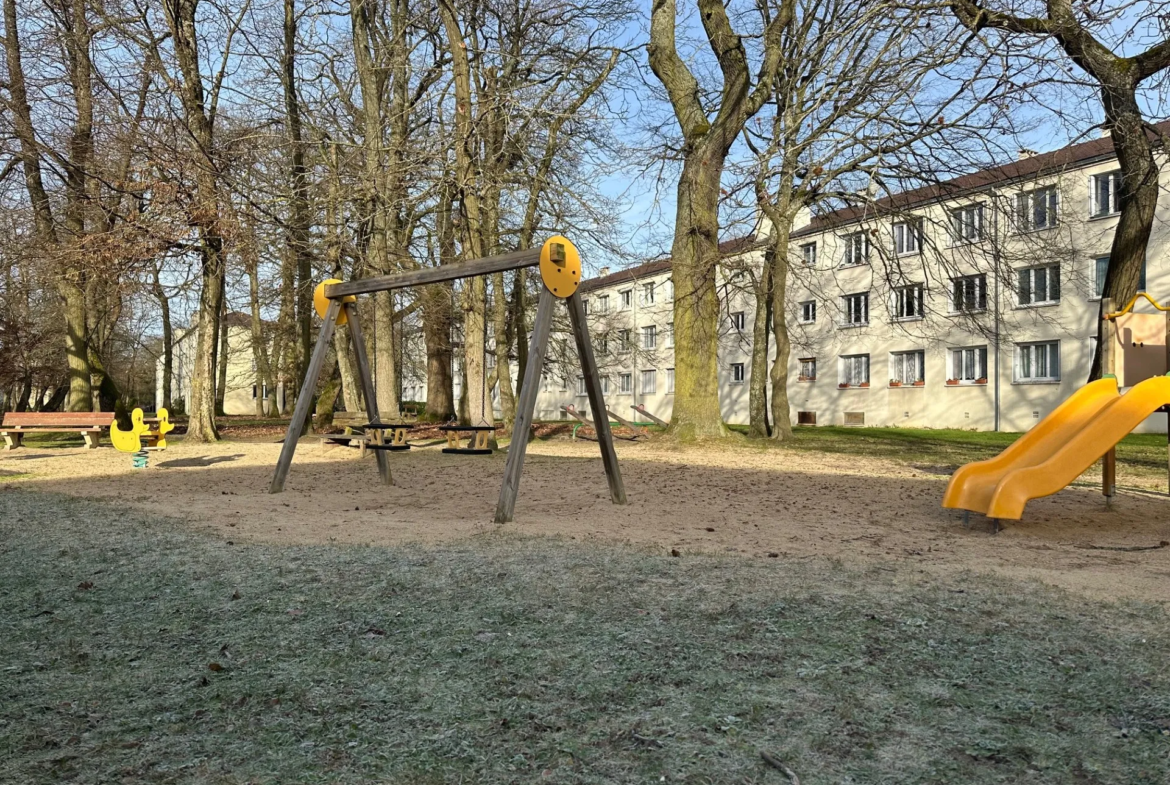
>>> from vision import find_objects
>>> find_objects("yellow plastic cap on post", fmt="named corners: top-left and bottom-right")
top-left (539, 236), bottom-right (582, 299)
top-left (314, 279), bottom-right (356, 325)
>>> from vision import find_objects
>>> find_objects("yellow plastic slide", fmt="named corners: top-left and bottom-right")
top-left (944, 374), bottom-right (1170, 520)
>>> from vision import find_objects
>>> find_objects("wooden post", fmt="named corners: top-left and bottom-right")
top-left (1102, 297), bottom-right (1117, 502)
top-left (343, 301), bottom-right (391, 486)
top-left (270, 298), bottom-right (341, 493)
top-left (567, 290), bottom-right (626, 506)
top-left (495, 287), bottom-right (556, 523)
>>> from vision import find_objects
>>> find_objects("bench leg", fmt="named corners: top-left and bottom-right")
top-left (82, 432), bottom-right (100, 449)
top-left (3, 433), bottom-right (21, 450)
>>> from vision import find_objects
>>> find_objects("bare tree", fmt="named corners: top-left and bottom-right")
top-left (951, 0), bottom-right (1170, 380)
top-left (648, 0), bottom-right (793, 439)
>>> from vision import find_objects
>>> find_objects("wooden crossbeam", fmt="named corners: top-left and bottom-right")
top-left (325, 248), bottom-right (540, 299)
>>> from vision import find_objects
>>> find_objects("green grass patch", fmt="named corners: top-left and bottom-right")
top-left (1, 490), bottom-right (1168, 783)
top-left (730, 424), bottom-right (1170, 479)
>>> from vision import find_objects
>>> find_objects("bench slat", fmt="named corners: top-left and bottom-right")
top-left (1, 412), bottom-right (115, 427)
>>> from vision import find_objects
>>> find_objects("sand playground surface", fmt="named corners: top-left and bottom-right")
top-left (3, 435), bottom-right (1169, 604)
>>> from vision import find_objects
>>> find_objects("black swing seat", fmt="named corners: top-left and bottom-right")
top-left (437, 424), bottom-right (496, 455)
top-left (363, 421), bottom-right (415, 451)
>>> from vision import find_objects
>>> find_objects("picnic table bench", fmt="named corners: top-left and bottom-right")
top-left (1, 411), bottom-right (116, 450)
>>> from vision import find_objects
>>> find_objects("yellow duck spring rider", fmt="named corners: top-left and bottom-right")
top-left (111, 407), bottom-right (173, 468)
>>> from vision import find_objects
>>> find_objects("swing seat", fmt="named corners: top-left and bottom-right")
top-left (362, 422), bottom-right (414, 451)
top-left (437, 425), bottom-right (495, 455)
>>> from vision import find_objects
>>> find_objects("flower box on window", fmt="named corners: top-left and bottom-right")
top-left (946, 378), bottom-right (959, 386)
top-left (912, 380), bottom-right (925, 387)
top-left (975, 377), bottom-right (988, 384)
top-left (839, 383), bottom-right (850, 389)
top-left (859, 382), bottom-right (870, 388)
top-left (889, 380), bottom-right (901, 387)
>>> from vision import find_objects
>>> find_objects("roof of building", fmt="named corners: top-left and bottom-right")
top-left (580, 234), bottom-right (761, 293)
top-left (791, 120), bottom-right (1170, 239)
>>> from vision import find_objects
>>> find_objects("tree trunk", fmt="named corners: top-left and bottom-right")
top-left (767, 238), bottom-right (794, 440)
top-left (491, 271), bottom-right (516, 425)
top-left (164, 0), bottom-right (224, 441)
top-left (3, 0), bottom-right (92, 410)
top-left (216, 300), bottom-right (229, 416)
top-left (351, 0), bottom-right (401, 420)
top-left (667, 143), bottom-right (731, 440)
top-left (151, 263), bottom-right (173, 410)
top-left (747, 258), bottom-right (773, 437)
top-left (1091, 90), bottom-right (1161, 380)
top-left (283, 0), bottom-right (314, 390)
top-left (439, 0), bottom-right (490, 427)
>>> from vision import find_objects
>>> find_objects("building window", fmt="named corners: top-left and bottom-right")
top-left (664, 280), bottom-right (674, 300)
top-left (1015, 185), bottom-right (1059, 232)
top-left (839, 354), bottom-right (870, 386)
top-left (577, 376), bottom-right (587, 396)
top-left (893, 220), bottom-right (921, 256)
top-left (842, 232), bottom-right (868, 267)
top-left (950, 203), bottom-right (984, 244)
top-left (619, 373), bottom-right (632, 393)
top-left (620, 289), bottom-right (632, 310)
top-left (641, 325), bottom-right (657, 349)
top-left (1094, 255), bottom-right (1146, 298)
top-left (666, 368), bottom-right (675, 394)
top-left (641, 282), bottom-right (655, 305)
top-left (1016, 341), bottom-right (1060, 382)
top-left (598, 294), bottom-right (609, 312)
top-left (1018, 265), bottom-right (1060, 306)
top-left (252, 384), bottom-right (258, 399)
top-left (801, 242), bottom-right (817, 267)
top-left (951, 274), bottom-right (987, 313)
top-left (799, 300), bottom-right (816, 323)
top-left (799, 357), bottom-right (816, 381)
top-left (664, 322), bottom-right (674, 348)
top-left (730, 363), bottom-right (745, 384)
top-left (601, 376), bottom-right (610, 395)
top-left (730, 311), bottom-right (746, 331)
top-left (890, 350), bottom-right (925, 385)
top-left (1091, 171), bottom-right (1121, 218)
top-left (618, 329), bottom-right (631, 352)
top-left (597, 333), bottom-right (609, 355)
top-left (892, 284), bottom-right (924, 320)
top-left (641, 369), bottom-right (657, 394)
top-left (842, 292), bottom-right (869, 326)
top-left (582, 299), bottom-right (589, 314)
top-left (950, 346), bottom-right (988, 383)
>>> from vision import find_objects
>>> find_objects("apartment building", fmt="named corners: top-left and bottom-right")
top-left (536, 124), bottom-right (1170, 432)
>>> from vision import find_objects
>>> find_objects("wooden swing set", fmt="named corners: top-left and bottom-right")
top-left (269, 236), bottom-right (627, 523)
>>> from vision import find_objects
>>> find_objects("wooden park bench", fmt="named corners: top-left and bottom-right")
top-left (1, 411), bottom-right (116, 450)
top-left (437, 424), bottom-right (495, 455)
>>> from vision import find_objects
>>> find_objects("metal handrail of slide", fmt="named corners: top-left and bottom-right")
top-left (1103, 291), bottom-right (1170, 320)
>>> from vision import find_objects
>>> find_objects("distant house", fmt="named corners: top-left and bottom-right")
top-left (157, 312), bottom-right (284, 416)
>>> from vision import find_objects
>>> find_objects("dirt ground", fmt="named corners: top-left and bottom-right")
top-left (4, 434), bottom-right (1169, 603)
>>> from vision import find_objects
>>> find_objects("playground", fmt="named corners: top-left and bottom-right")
top-left (4, 431), bottom-right (1170, 603)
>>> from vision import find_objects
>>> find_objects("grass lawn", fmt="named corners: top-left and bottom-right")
top-left (729, 424), bottom-right (1170, 484)
top-left (2, 489), bottom-right (1168, 784)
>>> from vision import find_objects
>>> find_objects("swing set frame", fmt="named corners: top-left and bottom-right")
top-left (269, 236), bottom-right (627, 523)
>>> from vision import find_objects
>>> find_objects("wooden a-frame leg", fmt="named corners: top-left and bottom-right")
top-left (495, 287), bottom-right (556, 523)
top-left (567, 290), bottom-right (626, 505)
top-left (343, 301), bottom-right (391, 486)
top-left (270, 299), bottom-right (342, 493)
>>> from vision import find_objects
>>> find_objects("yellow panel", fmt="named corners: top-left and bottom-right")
top-left (111, 407), bottom-right (151, 453)
top-left (314, 279), bottom-right (356, 325)
top-left (539, 236), bottom-right (581, 299)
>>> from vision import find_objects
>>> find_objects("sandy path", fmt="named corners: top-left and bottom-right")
top-left (4, 435), bottom-right (1169, 603)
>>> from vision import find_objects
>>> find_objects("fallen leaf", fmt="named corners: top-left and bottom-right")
top-left (76, 582), bottom-right (94, 591)
top-left (208, 662), bottom-right (224, 672)
top-left (670, 549), bottom-right (680, 558)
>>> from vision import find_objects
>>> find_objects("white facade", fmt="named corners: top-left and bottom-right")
top-left (534, 128), bottom-right (1170, 432)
